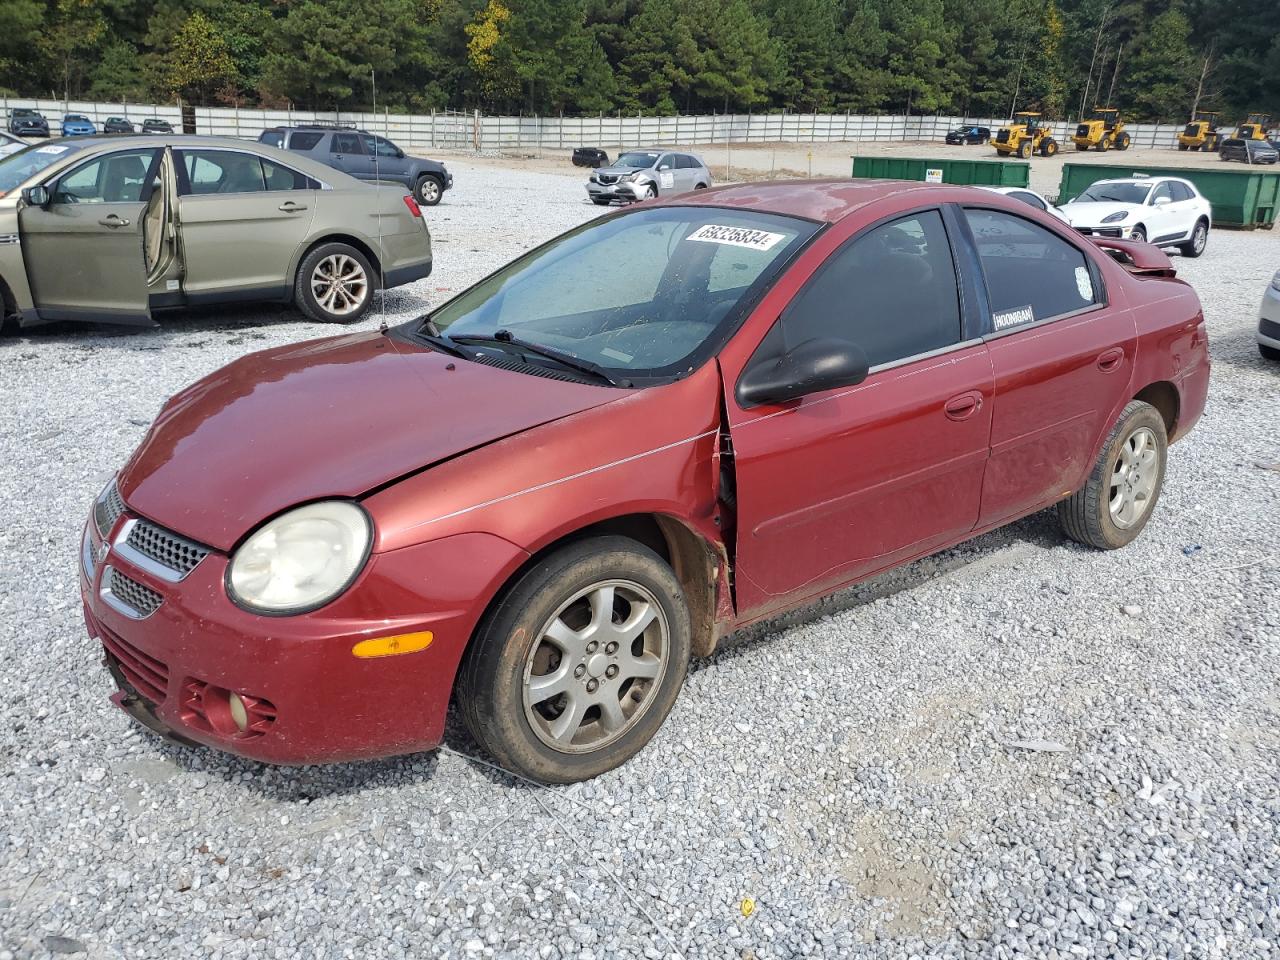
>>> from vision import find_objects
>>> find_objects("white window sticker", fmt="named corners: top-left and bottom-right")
top-left (687, 224), bottom-right (786, 251)
top-left (925, 168), bottom-right (944, 183)
top-left (1075, 266), bottom-right (1093, 301)
top-left (658, 171), bottom-right (674, 189)
top-left (992, 304), bottom-right (1035, 330)
top-left (600, 347), bottom-right (633, 363)
top-left (35, 145), bottom-right (70, 155)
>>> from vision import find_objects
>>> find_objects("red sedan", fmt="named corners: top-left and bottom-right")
top-left (81, 180), bottom-right (1210, 783)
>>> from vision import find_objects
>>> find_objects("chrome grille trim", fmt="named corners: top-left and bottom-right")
top-left (93, 481), bottom-right (126, 537)
top-left (120, 518), bottom-right (210, 581)
top-left (101, 565), bottom-right (162, 619)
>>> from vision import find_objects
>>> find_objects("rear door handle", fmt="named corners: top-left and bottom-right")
top-left (278, 202), bottom-right (308, 212)
top-left (944, 391), bottom-right (983, 421)
top-left (98, 214), bottom-right (130, 228)
top-left (1096, 347), bottom-right (1125, 372)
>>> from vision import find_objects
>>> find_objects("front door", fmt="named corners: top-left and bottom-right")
top-left (19, 146), bottom-right (162, 323)
top-left (365, 134), bottom-right (410, 184)
top-left (726, 208), bottom-right (994, 619)
top-left (330, 131), bottom-right (372, 180)
top-left (174, 148), bottom-right (317, 302)
top-left (959, 205), bottom-right (1135, 527)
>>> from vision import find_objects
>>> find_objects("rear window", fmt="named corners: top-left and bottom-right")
top-left (287, 131), bottom-right (324, 151)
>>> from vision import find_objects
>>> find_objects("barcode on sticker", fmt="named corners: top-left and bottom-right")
top-left (992, 305), bottom-right (1035, 330)
top-left (687, 224), bottom-right (785, 250)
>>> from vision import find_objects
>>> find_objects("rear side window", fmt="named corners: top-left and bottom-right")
top-left (1169, 181), bottom-right (1195, 202)
top-left (676, 155), bottom-right (697, 169)
top-left (287, 131), bottom-right (323, 151)
top-left (964, 208), bottom-right (1099, 329)
top-left (181, 150), bottom-right (267, 194)
top-left (783, 209), bottom-right (962, 367)
top-left (1010, 191), bottom-right (1047, 211)
top-left (262, 158), bottom-right (308, 191)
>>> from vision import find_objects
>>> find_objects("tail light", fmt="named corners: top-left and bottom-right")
top-left (402, 195), bottom-right (422, 218)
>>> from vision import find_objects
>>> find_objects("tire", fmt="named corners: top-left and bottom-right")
top-left (1041, 138), bottom-right (1059, 157)
top-left (1178, 142), bottom-right (1190, 151)
top-left (1260, 343), bottom-right (1280, 362)
top-left (294, 242), bottom-right (375, 324)
top-left (1099, 137), bottom-right (1110, 152)
top-left (456, 536), bottom-right (692, 784)
top-left (1129, 225), bottom-right (1147, 244)
top-left (1058, 400), bottom-right (1168, 550)
top-left (414, 174), bottom-right (443, 206)
top-left (694, 182), bottom-right (708, 190)
top-left (1117, 133), bottom-right (1131, 150)
top-left (1076, 144), bottom-right (1089, 151)
top-left (1018, 141), bottom-right (1032, 160)
top-left (643, 184), bottom-right (657, 200)
top-left (591, 198), bottom-right (612, 206)
top-left (1179, 219), bottom-right (1208, 258)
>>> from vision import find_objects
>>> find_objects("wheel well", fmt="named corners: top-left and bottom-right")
top-left (295, 235), bottom-right (383, 294)
top-left (0, 275), bottom-right (17, 333)
top-left (478, 514), bottom-right (724, 659)
top-left (1134, 381), bottom-right (1179, 437)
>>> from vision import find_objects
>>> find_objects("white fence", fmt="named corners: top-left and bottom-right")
top-left (2, 96), bottom-right (1187, 152)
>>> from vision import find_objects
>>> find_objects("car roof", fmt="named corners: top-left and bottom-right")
top-left (660, 178), bottom-right (997, 223)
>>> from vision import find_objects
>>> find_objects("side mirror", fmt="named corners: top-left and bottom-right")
top-left (658, 163), bottom-right (671, 171)
top-left (737, 337), bottom-right (870, 407)
top-left (22, 185), bottom-right (50, 208)
top-left (1153, 195), bottom-right (1172, 206)
top-left (396, 148), bottom-right (405, 158)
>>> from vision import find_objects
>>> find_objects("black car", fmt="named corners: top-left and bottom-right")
top-left (572, 146), bottom-right (610, 167)
top-left (257, 123), bottom-right (453, 205)
top-left (8, 108), bottom-right (50, 137)
top-left (103, 116), bottom-right (135, 134)
top-left (141, 118), bottom-right (174, 134)
top-left (945, 125), bottom-right (991, 145)
top-left (1220, 137), bottom-right (1279, 164)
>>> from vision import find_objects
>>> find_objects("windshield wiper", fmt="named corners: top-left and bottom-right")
top-left (410, 317), bottom-right (472, 359)
top-left (450, 330), bottom-right (628, 387)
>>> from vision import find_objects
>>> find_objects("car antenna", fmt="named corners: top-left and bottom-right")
top-left (372, 68), bottom-right (389, 335)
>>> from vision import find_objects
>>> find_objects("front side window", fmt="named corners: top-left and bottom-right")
top-left (366, 136), bottom-right (400, 158)
top-left (412, 207), bottom-right (818, 379)
top-left (1150, 182), bottom-right (1174, 204)
top-left (331, 133), bottom-right (363, 154)
top-left (964, 208), bottom-right (1100, 329)
top-left (181, 150), bottom-right (267, 195)
top-left (54, 149), bottom-right (157, 203)
top-left (780, 210), bottom-right (962, 368)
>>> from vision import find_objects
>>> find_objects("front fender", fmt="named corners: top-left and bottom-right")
top-left (0, 201), bottom-right (37, 319)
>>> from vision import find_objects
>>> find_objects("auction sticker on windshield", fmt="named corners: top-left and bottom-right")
top-left (687, 224), bottom-right (786, 250)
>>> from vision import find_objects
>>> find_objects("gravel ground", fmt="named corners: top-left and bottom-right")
top-left (1, 160), bottom-right (1278, 960)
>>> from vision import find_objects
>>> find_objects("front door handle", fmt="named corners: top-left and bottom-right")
top-left (1096, 347), bottom-right (1125, 372)
top-left (278, 201), bottom-right (308, 212)
top-left (98, 214), bottom-right (130, 228)
top-left (944, 391), bottom-right (983, 421)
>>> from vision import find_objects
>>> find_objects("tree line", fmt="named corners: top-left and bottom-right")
top-left (1, 0), bottom-right (1276, 123)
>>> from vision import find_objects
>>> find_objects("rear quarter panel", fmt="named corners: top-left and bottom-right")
top-left (1124, 270), bottom-right (1209, 441)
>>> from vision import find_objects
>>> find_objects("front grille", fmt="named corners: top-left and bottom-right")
top-left (1076, 124), bottom-right (1090, 137)
top-left (996, 130), bottom-right (1010, 144)
top-left (597, 174), bottom-right (620, 184)
top-left (1260, 317), bottom-right (1280, 340)
top-left (1183, 124), bottom-right (1198, 137)
top-left (108, 567), bottom-right (162, 617)
top-left (94, 482), bottom-right (126, 536)
top-left (126, 521), bottom-right (210, 577)
top-left (101, 625), bottom-right (168, 704)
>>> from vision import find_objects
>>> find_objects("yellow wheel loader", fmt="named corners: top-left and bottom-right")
top-left (1235, 113), bottom-right (1274, 140)
top-left (1177, 112), bottom-right (1222, 151)
top-left (993, 112), bottom-right (1060, 159)
top-left (1072, 107), bottom-right (1131, 152)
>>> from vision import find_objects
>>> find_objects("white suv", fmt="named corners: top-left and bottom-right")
top-left (1061, 176), bottom-right (1212, 257)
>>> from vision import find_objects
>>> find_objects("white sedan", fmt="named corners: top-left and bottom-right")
top-left (1060, 176), bottom-right (1211, 258)
top-left (980, 186), bottom-right (1070, 223)
top-left (1258, 268), bottom-right (1280, 362)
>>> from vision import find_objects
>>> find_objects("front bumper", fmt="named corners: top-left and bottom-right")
top-left (1259, 285), bottom-right (1280, 349)
top-left (587, 180), bottom-right (644, 202)
top-left (12, 125), bottom-right (49, 136)
top-left (81, 506), bottom-right (528, 764)
top-left (1072, 224), bottom-right (1130, 239)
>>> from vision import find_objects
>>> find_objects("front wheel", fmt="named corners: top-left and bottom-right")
top-left (1058, 400), bottom-right (1167, 550)
top-left (1041, 138), bottom-right (1059, 157)
top-left (294, 242), bottom-right (375, 324)
top-left (414, 174), bottom-right (443, 206)
top-left (456, 536), bottom-right (692, 784)
top-left (1018, 141), bottom-right (1032, 160)
top-left (1129, 225), bottom-right (1147, 244)
top-left (1179, 220), bottom-right (1208, 258)
top-left (1260, 343), bottom-right (1280, 362)
top-left (1116, 133), bottom-right (1131, 150)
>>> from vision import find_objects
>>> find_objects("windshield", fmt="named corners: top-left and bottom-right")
top-left (1078, 182), bottom-right (1151, 204)
top-left (614, 152), bottom-right (660, 168)
top-left (0, 141), bottom-right (85, 196)
top-left (66, 115), bottom-right (89, 122)
top-left (407, 206), bottom-right (818, 382)
top-left (14, 110), bottom-right (38, 118)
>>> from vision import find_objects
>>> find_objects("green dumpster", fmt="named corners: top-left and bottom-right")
top-left (1056, 162), bottom-right (1280, 229)
top-left (851, 156), bottom-right (1030, 188)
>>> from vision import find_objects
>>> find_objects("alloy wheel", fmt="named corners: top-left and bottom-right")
top-left (310, 253), bottom-right (368, 317)
top-left (1109, 427), bottom-right (1159, 528)
top-left (418, 178), bottom-right (440, 204)
top-left (1192, 223), bottom-right (1207, 253)
top-left (522, 579), bottom-right (669, 754)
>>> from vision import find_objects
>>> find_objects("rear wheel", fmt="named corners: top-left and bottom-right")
top-left (457, 536), bottom-right (692, 784)
top-left (1058, 400), bottom-right (1167, 550)
top-left (413, 174), bottom-right (443, 206)
top-left (1179, 219), bottom-right (1208, 258)
top-left (294, 242), bottom-right (374, 324)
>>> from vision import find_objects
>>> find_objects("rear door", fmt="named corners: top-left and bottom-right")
top-left (959, 205), bottom-right (1134, 527)
top-left (173, 148), bottom-right (317, 301)
top-left (19, 146), bottom-right (161, 323)
top-left (330, 131), bottom-right (372, 180)
top-left (725, 208), bottom-right (994, 619)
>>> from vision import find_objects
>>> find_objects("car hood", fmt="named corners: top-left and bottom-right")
top-left (594, 166), bottom-right (649, 178)
top-left (117, 331), bottom-right (621, 551)
top-left (1062, 200), bottom-right (1143, 225)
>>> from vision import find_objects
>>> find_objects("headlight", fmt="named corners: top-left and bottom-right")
top-left (227, 501), bottom-right (371, 614)
top-left (622, 172), bottom-right (640, 182)
top-left (1102, 211), bottom-right (1129, 224)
